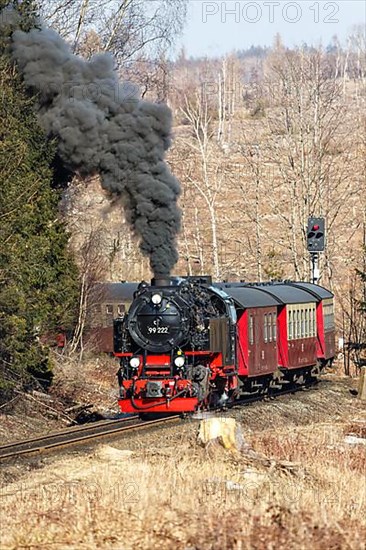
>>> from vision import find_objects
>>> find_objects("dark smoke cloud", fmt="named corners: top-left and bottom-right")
top-left (1, 9), bottom-right (181, 276)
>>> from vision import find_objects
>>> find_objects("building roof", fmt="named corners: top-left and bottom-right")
top-left (92, 282), bottom-right (138, 302)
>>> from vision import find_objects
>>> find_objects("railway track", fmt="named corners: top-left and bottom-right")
top-left (0, 415), bottom-right (180, 461)
top-left (0, 379), bottom-right (320, 461)
top-left (232, 379), bottom-right (319, 408)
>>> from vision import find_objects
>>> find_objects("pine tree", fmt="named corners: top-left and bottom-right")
top-left (0, 5), bottom-right (79, 396)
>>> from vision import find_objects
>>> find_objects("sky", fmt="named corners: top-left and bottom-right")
top-left (178, 0), bottom-right (366, 57)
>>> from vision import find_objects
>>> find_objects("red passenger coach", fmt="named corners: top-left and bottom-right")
top-left (113, 277), bottom-right (335, 415)
top-left (253, 284), bottom-right (319, 371)
top-left (215, 285), bottom-right (280, 377)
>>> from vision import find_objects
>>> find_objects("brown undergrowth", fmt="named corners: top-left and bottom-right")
top-left (49, 350), bottom-right (119, 411)
top-left (0, 352), bottom-right (120, 447)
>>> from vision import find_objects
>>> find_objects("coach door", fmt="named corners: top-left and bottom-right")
top-left (247, 307), bottom-right (277, 376)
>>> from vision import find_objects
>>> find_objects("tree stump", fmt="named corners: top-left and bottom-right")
top-left (198, 417), bottom-right (243, 451)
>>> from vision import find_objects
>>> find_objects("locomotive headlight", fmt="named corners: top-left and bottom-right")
top-left (129, 357), bottom-right (140, 368)
top-left (151, 293), bottom-right (162, 305)
top-left (174, 355), bottom-right (185, 368)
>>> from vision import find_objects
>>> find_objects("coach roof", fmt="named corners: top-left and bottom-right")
top-left (252, 282), bottom-right (320, 305)
top-left (214, 284), bottom-right (280, 308)
top-left (215, 281), bottom-right (322, 308)
top-left (289, 282), bottom-right (334, 300)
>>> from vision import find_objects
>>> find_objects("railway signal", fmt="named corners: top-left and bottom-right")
top-left (307, 217), bottom-right (325, 285)
top-left (307, 217), bottom-right (325, 252)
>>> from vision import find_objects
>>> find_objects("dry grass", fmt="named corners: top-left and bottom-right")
top-left (1, 416), bottom-right (365, 550)
top-left (50, 351), bottom-right (120, 412)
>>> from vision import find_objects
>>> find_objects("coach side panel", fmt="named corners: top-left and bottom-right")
top-left (236, 306), bottom-right (278, 376)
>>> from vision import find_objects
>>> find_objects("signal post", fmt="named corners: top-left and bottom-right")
top-left (307, 217), bottom-right (325, 285)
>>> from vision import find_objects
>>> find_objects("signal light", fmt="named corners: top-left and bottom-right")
top-left (307, 217), bottom-right (325, 252)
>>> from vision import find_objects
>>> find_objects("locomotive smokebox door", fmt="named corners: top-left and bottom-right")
top-left (146, 381), bottom-right (164, 398)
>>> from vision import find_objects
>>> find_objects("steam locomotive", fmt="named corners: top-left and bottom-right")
top-left (113, 276), bottom-right (335, 414)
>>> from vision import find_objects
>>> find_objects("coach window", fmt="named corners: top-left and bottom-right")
top-left (288, 310), bottom-right (292, 340)
top-left (264, 315), bottom-right (268, 343)
top-left (310, 309), bottom-right (312, 336)
top-left (324, 304), bottom-right (329, 329)
top-left (305, 309), bottom-right (308, 337)
top-left (310, 308), bottom-right (313, 337)
top-left (268, 314), bottom-right (272, 342)
top-left (301, 310), bottom-right (304, 338)
top-left (295, 310), bottom-right (297, 338)
top-left (272, 314), bottom-right (277, 341)
top-left (267, 314), bottom-right (271, 343)
top-left (249, 315), bottom-right (254, 345)
top-left (309, 308), bottom-right (312, 336)
top-left (309, 309), bottom-right (312, 337)
top-left (267, 314), bottom-right (271, 342)
top-left (324, 302), bottom-right (335, 330)
top-left (294, 310), bottom-right (297, 339)
top-left (297, 310), bottom-right (300, 339)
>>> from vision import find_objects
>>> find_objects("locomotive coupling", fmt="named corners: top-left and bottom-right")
top-left (146, 381), bottom-right (164, 398)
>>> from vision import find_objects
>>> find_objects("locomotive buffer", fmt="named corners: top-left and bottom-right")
top-left (307, 217), bottom-right (325, 284)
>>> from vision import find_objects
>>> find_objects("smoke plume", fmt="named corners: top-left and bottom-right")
top-left (1, 9), bottom-right (181, 276)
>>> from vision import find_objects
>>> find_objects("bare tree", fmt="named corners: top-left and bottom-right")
top-left (38, 0), bottom-right (188, 65)
top-left (258, 46), bottom-right (358, 283)
top-left (217, 55), bottom-right (242, 147)
top-left (69, 228), bottom-right (107, 357)
top-left (338, 270), bottom-right (366, 375)
top-left (180, 92), bottom-right (226, 279)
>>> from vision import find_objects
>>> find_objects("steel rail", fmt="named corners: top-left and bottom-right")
top-left (0, 416), bottom-right (179, 461)
top-left (0, 416), bottom-right (138, 453)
